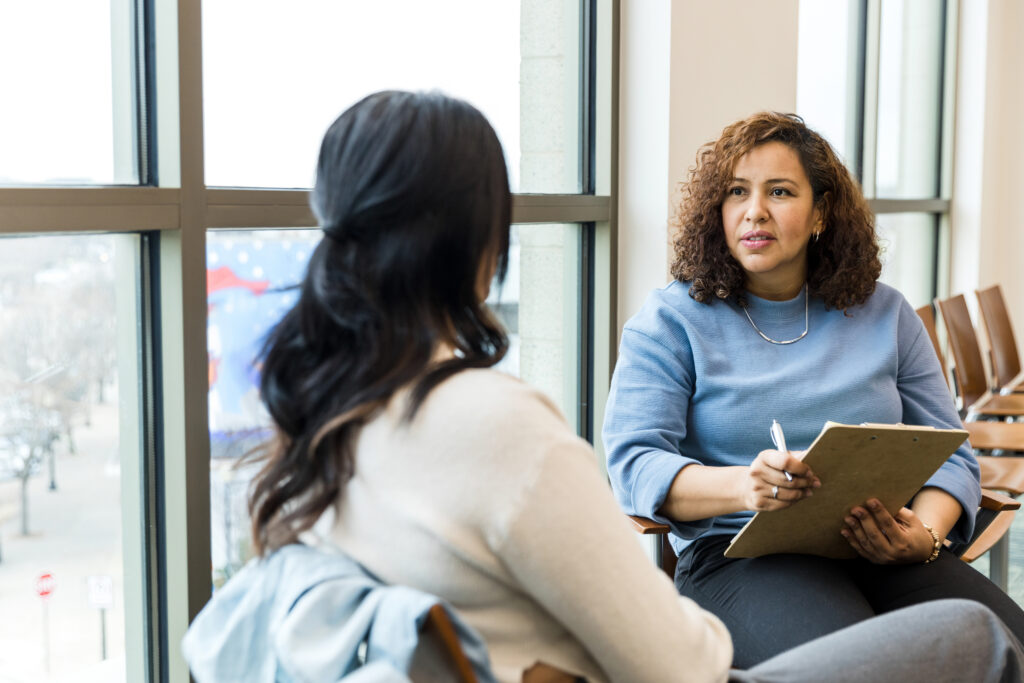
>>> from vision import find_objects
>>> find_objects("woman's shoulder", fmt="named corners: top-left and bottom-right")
top-left (867, 280), bottom-right (907, 304)
top-left (622, 279), bottom-right (721, 350)
top-left (427, 368), bottom-right (569, 427)
top-left (852, 281), bottom-right (915, 317)
top-left (415, 369), bottom-right (589, 479)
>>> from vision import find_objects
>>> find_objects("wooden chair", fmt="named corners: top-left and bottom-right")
top-left (976, 285), bottom-right (1024, 394)
top-left (628, 488), bottom-right (1021, 578)
top-left (426, 605), bottom-right (581, 683)
top-left (918, 302), bottom-right (1024, 587)
top-left (917, 302), bottom-right (1024, 460)
top-left (934, 294), bottom-right (1024, 419)
top-left (917, 302), bottom-right (952, 389)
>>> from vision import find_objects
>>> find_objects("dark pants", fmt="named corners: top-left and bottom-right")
top-left (676, 534), bottom-right (1024, 669)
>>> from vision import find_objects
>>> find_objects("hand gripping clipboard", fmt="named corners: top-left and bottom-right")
top-left (724, 422), bottom-right (969, 559)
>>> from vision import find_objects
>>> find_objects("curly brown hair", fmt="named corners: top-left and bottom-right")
top-left (670, 111), bottom-right (880, 310)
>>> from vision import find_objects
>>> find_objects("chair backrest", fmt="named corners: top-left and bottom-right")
top-left (915, 304), bottom-right (949, 388)
top-left (976, 285), bottom-right (1021, 390)
top-left (425, 604), bottom-right (479, 683)
top-left (934, 294), bottom-right (989, 410)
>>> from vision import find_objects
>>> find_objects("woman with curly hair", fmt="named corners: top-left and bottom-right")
top-left (603, 111), bottom-right (1024, 667)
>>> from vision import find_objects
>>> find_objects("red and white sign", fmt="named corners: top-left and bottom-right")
top-left (35, 573), bottom-right (56, 599)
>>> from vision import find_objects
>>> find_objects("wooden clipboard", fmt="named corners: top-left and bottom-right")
top-left (724, 422), bottom-right (969, 559)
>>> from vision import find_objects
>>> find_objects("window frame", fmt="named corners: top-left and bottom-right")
top-left (856, 0), bottom-right (955, 303)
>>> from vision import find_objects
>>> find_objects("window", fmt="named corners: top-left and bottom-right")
top-left (207, 223), bottom-right (587, 582)
top-left (202, 0), bottom-right (582, 193)
top-left (206, 228), bottom-right (319, 585)
top-left (0, 233), bottom-right (143, 682)
top-left (0, 2), bottom-right (141, 186)
top-left (798, 0), bottom-right (953, 308)
top-left (873, 0), bottom-right (945, 200)
top-left (0, 1), bottom-right (614, 679)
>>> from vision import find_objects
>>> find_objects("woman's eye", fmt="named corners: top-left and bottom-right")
top-left (728, 187), bottom-right (744, 196)
top-left (770, 187), bottom-right (790, 197)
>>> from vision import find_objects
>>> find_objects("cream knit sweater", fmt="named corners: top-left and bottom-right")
top-left (325, 369), bottom-right (731, 682)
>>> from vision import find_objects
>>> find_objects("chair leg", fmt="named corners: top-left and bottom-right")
top-left (990, 533), bottom-right (1011, 592)
top-left (651, 535), bottom-right (663, 572)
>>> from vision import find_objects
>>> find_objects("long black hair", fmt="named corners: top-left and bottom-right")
top-left (250, 90), bottom-right (511, 554)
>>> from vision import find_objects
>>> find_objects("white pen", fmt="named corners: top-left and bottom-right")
top-left (770, 419), bottom-right (794, 482)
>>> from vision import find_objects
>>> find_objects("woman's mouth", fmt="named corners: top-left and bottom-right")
top-left (740, 231), bottom-right (775, 249)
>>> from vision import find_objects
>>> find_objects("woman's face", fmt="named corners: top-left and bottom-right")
top-left (721, 141), bottom-right (822, 300)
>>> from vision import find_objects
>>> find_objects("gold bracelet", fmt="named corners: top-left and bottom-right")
top-left (922, 523), bottom-right (941, 564)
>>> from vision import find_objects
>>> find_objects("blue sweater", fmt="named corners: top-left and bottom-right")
top-left (603, 280), bottom-right (980, 556)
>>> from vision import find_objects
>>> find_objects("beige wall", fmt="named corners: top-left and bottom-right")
top-left (952, 0), bottom-right (1024, 348)
top-left (617, 0), bottom-right (800, 333)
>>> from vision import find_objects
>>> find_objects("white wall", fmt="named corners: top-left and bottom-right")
top-left (951, 0), bottom-right (1024, 348)
top-left (617, 0), bottom-right (671, 333)
top-left (617, 0), bottom-right (800, 333)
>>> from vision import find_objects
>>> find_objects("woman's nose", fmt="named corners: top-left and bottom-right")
top-left (744, 193), bottom-right (768, 223)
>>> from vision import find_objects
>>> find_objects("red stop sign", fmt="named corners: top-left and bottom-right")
top-left (35, 573), bottom-right (56, 598)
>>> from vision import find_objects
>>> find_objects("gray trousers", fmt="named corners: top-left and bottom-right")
top-left (731, 599), bottom-right (1024, 683)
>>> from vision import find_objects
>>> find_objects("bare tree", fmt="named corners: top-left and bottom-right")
top-left (0, 235), bottom-right (118, 547)
top-left (0, 377), bottom-right (62, 535)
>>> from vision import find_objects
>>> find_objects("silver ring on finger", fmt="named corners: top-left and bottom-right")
top-left (772, 485), bottom-right (779, 499)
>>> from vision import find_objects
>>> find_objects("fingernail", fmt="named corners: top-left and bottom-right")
top-left (845, 517), bottom-right (855, 526)
top-left (852, 510), bottom-right (864, 519)
top-left (868, 500), bottom-right (879, 510)
top-left (840, 530), bottom-right (850, 538)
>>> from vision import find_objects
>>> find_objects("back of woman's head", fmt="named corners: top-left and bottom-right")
top-left (251, 90), bottom-right (511, 554)
top-left (671, 111), bottom-right (880, 310)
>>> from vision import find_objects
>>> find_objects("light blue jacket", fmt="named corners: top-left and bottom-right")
top-left (182, 544), bottom-right (495, 682)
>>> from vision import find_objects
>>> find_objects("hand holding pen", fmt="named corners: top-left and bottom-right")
top-left (744, 420), bottom-right (820, 509)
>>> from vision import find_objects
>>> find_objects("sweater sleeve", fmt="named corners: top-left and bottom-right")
top-left (896, 300), bottom-right (980, 544)
top-left (602, 325), bottom-right (713, 539)
top-left (495, 434), bottom-right (732, 683)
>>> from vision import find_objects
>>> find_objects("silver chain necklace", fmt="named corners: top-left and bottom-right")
top-left (742, 284), bottom-right (809, 345)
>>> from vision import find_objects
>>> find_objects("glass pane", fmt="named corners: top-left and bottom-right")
top-left (876, 212), bottom-right (937, 308)
top-left (0, 233), bottom-right (140, 682)
top-left (208, 224), bottom-right (583, 581)
top-left (202, 0), bottom-right (581, 193)
top-left (207, 229), bottom-right (321, 586)
top-left (874, 0), bottom-right (944, 198)
top-left (490, 224), bottom-right (582, 428)
top-left (797, 0), bottom-right (864, 174)
top-left (0, 2), bottom-right (139, 185)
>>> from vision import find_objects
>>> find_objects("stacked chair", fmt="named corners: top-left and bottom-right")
top-left (976, 285), bottom-right (1024, 395)
top-left (928, 286), bottom-right (1024, 590)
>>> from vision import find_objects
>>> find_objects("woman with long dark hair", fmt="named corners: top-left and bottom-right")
top-left (246, 89), bottom-right (730, 682)
top-left (185, 94), bottom-right (1024, 683)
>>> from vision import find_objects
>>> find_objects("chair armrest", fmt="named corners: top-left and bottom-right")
top-left (627, 515), bottom-right (671, 535)
top-left (960, 510), bottom-right (1016, 563)
top-left (980, 487), bottom-right (1021, 511)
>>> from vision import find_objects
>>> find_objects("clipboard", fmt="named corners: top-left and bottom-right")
top-left (724, 421), bottom-right (969, 559)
